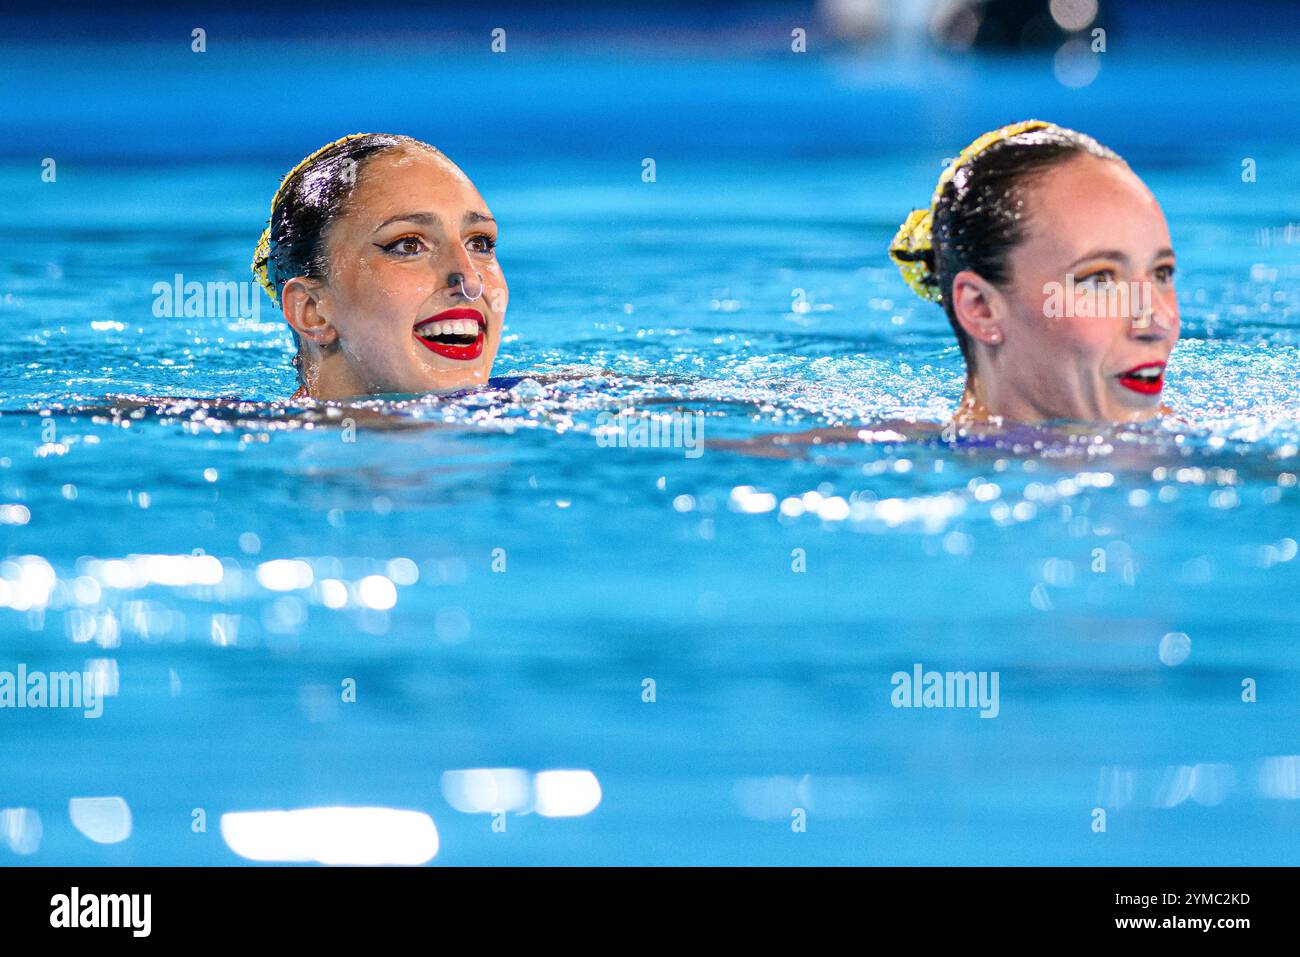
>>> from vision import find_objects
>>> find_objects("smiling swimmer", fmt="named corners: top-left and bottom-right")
top-left (252, 133), bottom-right (508, 401)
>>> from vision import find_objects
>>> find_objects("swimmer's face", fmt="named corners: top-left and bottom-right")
top-left (284, 147), bottom-right (506, 398)
top-left (955, 155), bottom-right (1179, 423)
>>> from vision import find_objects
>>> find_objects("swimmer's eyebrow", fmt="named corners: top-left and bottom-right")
top-left (1067, 249), bottom-right (1129, 269)
top-left (372, 211), bottom-right (496, 232)
top-left (1068, 247), bottom-right (1177, 269)
top-left (373, 213), bottom-right (436, 232)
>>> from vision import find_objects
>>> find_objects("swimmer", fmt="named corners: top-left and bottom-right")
top-left (890, 119), bottom-right (1179, 427)
top-left (251, 133), bottom-right (508, 401)
top-left (725, 121), bottom-right (1181, 459)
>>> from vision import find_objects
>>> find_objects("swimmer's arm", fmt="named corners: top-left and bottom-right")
top-left (64, 394), bottom-right (454, 432)
top-left (710, 420), bottom-right (943, 459)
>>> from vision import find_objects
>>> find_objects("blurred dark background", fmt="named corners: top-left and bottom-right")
top-left (2, 1), bottom-right (1298, 164)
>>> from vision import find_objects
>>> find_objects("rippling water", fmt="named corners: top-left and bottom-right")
top-left (4, 62), bottom-right (1300, 863)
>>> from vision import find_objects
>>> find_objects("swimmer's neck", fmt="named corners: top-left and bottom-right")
top-left (952, 375), bottom-right (1025, 427)
top-left (291, 349), bottom-right (373, 403)
top-left (952, 382), bottom-right (998, 426)
top-left (952, 376), bottom-right (1169, 428)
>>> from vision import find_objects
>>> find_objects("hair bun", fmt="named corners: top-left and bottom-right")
top-left (251, 132), bottom-right (375, 308)
top-left (889, 208), bottom-right (942, 303)
top-left (889, 119), bottom-right (1053, 305)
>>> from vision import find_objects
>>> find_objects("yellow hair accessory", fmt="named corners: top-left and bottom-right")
top-left (889, 119), bottom-right (1053, 304)
top-left (251, 132), bottom-right (375, 307)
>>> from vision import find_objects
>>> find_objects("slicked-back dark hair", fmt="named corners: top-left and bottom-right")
top-left (253, 133), bottom-right (440, 382)
top-left (261, 133), bottom-right (439, 298)
top-left (925, 127), bottom-right (1122, 367)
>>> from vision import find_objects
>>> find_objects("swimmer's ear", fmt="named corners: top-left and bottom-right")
top-left (281, 277), bottom-right (338, 345)
top-left (949, 270), bottom-right (1007, 347)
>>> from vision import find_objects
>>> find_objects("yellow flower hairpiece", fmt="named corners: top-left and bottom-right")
top-left (251, 132), bottom-right (374, 307)
top-left (888, 119), bottom-right (1053, 303)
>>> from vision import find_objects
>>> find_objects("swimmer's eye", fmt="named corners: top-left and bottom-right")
top-left (1154, 264), bottom-right (1176, 284)
top-left (376, 235), bottom-right (427, 257)
top-left (467, 234), bottom-right (496, 256)
top-left (1076, 269), bottom-right (1117, 287)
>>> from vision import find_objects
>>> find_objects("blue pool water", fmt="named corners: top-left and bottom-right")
top-left (2, 42), bottom-right (1300, 864)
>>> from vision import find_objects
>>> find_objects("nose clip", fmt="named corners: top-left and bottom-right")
top-left (449, 271), bottom-right (484, 302)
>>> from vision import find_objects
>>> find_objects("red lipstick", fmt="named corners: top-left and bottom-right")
top-left (413, 307), bottom-right (486, 362)
top-left (1116, 362), bottom-right (1165, 395)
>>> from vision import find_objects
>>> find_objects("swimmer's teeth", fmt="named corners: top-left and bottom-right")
top-left (1121, 366), bottom-right (1161, 382)
top-left (415, 319), bottom-right (481, 341)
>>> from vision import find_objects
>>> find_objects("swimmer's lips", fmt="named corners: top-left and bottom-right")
top-left (1117, 361), bottom-right (1166, 396)
top-left (413, 308), bottom-right (486, 362)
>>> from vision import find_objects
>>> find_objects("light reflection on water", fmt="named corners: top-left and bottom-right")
top-left (2, 140), bottom-right (1300, 864)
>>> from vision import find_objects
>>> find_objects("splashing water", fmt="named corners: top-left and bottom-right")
top-left (2, 138), bottom-right (1299, 864)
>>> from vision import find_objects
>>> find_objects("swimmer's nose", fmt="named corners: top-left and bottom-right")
top-left (1132, 310), bottom-right (1176, 340)
top-left (1130, 288), bottom-right (1177, 340)
top-left (447, 271), bottom-right (485, 302)
top-left (445, 238), bottom-right (481, 297)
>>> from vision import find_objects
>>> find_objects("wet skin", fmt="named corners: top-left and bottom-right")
top-left (281, 147), bottom-right (507, 401)
top-left (949, 154), bottom-right (1179, 425)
